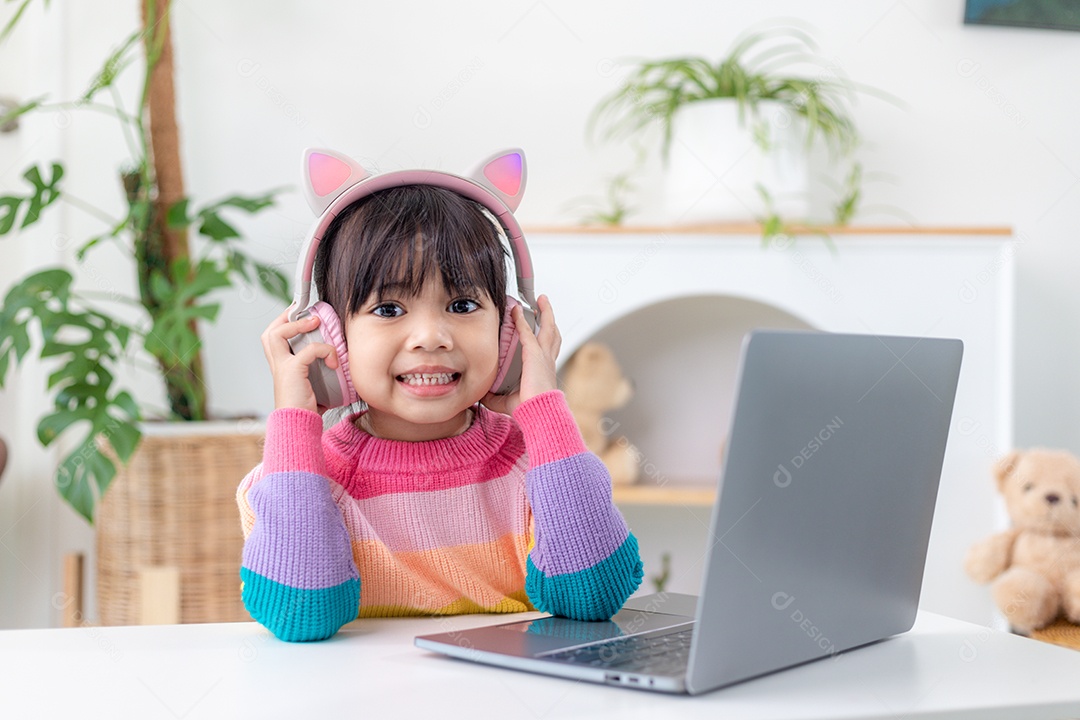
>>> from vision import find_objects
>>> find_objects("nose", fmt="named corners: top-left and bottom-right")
top-left (1046, 493), bottom-right (1061, 505)
top-left (408, 310), bottom-right (452, 351)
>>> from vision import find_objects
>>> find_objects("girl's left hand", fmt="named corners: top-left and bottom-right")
top-left (482, 294), bottom-right (561, 416)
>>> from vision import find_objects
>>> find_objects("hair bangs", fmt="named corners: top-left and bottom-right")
top-left (315, 184), bottom-right (509, 323)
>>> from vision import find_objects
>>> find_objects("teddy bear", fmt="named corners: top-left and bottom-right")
top-left (560, 342), bottom-right (641, 486)
top-left (964, 448), bottom-right (1080, 633)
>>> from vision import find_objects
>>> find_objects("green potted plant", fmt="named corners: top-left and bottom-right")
top-left (588, 22), bottom-right (874, 229)
top-left (0, 0), bottom-right (288, 525)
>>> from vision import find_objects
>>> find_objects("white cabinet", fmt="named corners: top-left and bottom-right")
top-left (528, 227), bottom-right (1014, 624)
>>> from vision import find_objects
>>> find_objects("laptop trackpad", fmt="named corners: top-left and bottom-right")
top-left (415, 594), bottom-right (697, 659)
top-left (488, 602), bottom-right (694, 656)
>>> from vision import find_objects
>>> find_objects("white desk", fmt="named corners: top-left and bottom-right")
top-left (1, 610), bottom-right (1078, 719)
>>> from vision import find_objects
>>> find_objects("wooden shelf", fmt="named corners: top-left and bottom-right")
top-left (612, 484), bottom-right (716, 506)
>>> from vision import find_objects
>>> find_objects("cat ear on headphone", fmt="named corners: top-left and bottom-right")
top-left (467, 149), bottom-right (527, 212)
top-left (303, 148), bottom-right (373, 215)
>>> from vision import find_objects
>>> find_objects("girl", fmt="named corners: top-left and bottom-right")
top-left (237, 150), bottom-right (643, 641)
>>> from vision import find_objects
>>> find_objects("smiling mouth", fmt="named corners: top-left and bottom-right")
top-left (397, 372), bottom-right (461, 386)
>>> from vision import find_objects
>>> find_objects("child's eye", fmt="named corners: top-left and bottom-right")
top-left (448, 298), bottom-right (479, 314)
top-left (372, 302), bottom-right (404, 318)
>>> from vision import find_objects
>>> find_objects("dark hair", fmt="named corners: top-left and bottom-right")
top-left (314, 185), bottom-right (509, 325)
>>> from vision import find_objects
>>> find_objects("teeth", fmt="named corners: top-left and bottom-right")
top-left (399, 373), bottom-right (456, 386)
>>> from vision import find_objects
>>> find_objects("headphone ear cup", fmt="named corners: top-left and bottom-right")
top-left (287, 301), bottom-right (358, 408)
top-left (491, 296), bottom-right (525, 395)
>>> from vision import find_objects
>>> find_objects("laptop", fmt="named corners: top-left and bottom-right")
top-left (415, 329), bottom-right (964, 695)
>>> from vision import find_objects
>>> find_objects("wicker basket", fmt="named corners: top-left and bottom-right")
top-left (96, 424), bottom-right (264, 625)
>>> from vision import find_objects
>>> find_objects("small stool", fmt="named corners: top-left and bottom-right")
top-left (1030, 618), bottom-right (1080, 651)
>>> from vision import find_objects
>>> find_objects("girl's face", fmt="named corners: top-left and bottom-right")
top-left (344, 275), bottom-right (500, 441)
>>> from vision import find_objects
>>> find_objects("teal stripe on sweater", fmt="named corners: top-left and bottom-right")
top-left (525, 533), bottom-right (643, 621)
top-left (241, 566), bottom-right (360, 642)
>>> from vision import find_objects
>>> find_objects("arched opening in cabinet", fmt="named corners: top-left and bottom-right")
top-left (561, 294), bottom-right (814, 496)
top-left (564, 294), bottom-right (814, 596)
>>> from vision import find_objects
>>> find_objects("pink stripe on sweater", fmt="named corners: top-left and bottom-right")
top-left (262, 408), bottom-right (325, 475)
top-left (339, 449), bottom-right (522, 499)
top-left (322, 407), bottom-right (527, 500)
top-left (511, 391), bottom-right (588, 467)
top-left (332, 467), bottom-right (530, 552)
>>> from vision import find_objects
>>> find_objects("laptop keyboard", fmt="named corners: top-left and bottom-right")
top-left (540, 627), bottom-right (694, 676)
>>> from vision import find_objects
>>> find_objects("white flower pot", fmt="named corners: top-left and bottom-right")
top-left (664, 99), bottom-right (810, 223)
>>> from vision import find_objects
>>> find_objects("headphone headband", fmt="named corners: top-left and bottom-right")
top-left (289, 149), bottom-right (534, 322)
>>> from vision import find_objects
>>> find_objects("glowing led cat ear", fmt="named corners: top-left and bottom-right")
top-left (468, 148), bottom-right (527, 212)
top-left (302, 148), bottom-right (372, 215)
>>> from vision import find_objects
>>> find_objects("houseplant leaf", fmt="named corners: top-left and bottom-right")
top-left (0, 163), bottom-right (64, 234)
top-left (0, 1), bottom-right (286, 525)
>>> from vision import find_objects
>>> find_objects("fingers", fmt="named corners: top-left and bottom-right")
top-left (263, 309), bottom-right (344, 413)
top-left (486, 295), bottom-right (562, 415)
top-left (262, 312), bottom-right (339, 370)
top-left (263, 313), bottom-right (321, 358)
top-left (291, 338), bottom-right (340, 370)
top-left (260, 313), bottom-right (336, 390)
top-left (275, 312), bottom-right (320, 341)
top-left (522, 294), bottom-right (561, 360)
top-left (260, 309), bottom-right (290, 355)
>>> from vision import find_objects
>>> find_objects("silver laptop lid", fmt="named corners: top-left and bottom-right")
top-left (686, 330), bottom-right (963, 694)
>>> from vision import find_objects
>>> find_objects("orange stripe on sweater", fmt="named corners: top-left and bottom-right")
top-left (358, 591), bottom-right (534, 618)
top-left (352, 533), bottom-right (531, 614)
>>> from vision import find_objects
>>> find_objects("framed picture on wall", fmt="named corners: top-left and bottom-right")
top-left (964, 0), bottom-right (1080, 31)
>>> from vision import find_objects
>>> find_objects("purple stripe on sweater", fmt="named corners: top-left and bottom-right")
top-left (527, 452), bottom-right (630, 576)
top-left (242, 471), bottom-right (359, 590)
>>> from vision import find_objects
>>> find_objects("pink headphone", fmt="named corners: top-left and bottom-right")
top-left (286, 147), bottom-right (537, 409)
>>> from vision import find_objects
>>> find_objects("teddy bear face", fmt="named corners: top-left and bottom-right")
top-left (561, 343), bottom-right (633, 412)
top-left (997, 449), bottom-right (1080, 535)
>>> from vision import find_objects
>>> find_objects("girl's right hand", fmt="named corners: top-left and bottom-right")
top-left (261, 310), bottom-right (341, 414)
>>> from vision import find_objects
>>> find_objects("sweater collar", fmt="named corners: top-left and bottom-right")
top-left (324, 405), bottom-right (515, 474)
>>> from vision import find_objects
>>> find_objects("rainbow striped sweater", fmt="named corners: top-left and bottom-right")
top-left (237, 390), bottom-right (643, 642)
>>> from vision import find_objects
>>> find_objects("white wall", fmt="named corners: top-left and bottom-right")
top-left (1, 0), bottom-right (1077, 628)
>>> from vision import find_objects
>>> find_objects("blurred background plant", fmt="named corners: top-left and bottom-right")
top-left (570, 170), bottom-right (638, 226)
top-left (565, 143), bottom-right (647, 226)
top-left (588, 20), bottom-right (898, 234)
top-left (650, 552), bottom-right (671, 593)
top-left (0, 0), bottom-right (290, 522)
